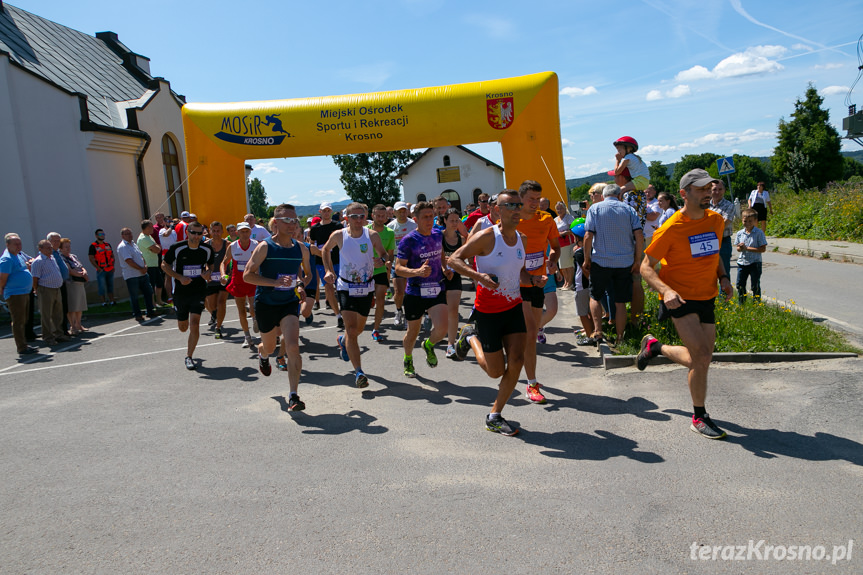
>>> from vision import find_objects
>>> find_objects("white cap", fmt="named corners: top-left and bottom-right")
top-left (180, 211), bottom-right (191, 218)
top-left (320, 201), bottom-right (333, 210)
top-left (394, 201), bottom-right (408, 211)
top-left (236, 222), bottom-right (251, 230)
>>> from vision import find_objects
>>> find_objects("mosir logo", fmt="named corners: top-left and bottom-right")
top-left (487, 94), bottom-right (514, 130)
top-left (214, 114), bottom-right (291, 146)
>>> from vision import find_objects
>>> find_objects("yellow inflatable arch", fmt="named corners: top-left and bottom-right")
top-left (182, 71), bottom-right (565, 225)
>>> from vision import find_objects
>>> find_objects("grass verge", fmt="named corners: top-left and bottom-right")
top-left (617, 288), bottom-right (861, 355)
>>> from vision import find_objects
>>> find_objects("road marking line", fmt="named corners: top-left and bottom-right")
top-left (0, 342), bottom-right (225, 377)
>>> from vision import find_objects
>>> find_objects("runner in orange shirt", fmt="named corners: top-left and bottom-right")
top-left (516, 180), bottom-right (561, 404)
top-left (638, 169), bottom-right (734, 439)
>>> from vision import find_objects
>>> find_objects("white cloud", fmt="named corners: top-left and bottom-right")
top-left (674, 45), bottom-right (786, 82)
top-left (314, 189), bottom-right (338, 198)
top-left (645, 85), bottom-right (690, 101)
top-left (820, 85), bottom-right (849, 96)
top-left (571, 162), bottom-right (605, 178)
top-left (251, 161), bottom-right (283, 175)
top-left (561, 138), bottom-right (573, 147)
top-left (640, 129), bottom-right (775, 156)
top-left (559, 86), bottom-right (598, 97)
top-left (666, 85), bottom-right (691, 98)
top-left (464, 14), bottom-right (514, 38)
top-left (814, 63), bottom-right (844, 70)
top-left (792, 43), bottom-right (813, 52)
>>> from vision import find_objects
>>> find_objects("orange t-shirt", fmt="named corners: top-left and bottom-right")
top-left (516, 210), bottom-right (560, 286)
top-left (645, 209), bottom-right (724, 301)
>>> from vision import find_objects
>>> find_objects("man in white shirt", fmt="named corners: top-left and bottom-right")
top-left (118, 227), bottom-right (156, 321)
top-left (642, 185), bottom-right (662, 243)
top-left (244, 213), bottom-right (271, 242)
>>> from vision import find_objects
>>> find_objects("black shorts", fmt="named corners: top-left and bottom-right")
top-left (658, 297), bottom-right (716, 324)
top-left (206, 283), bottom-right (227, 296)
top-left (474, 304), bottom-right (527, 353)
top-left (443, 272), bottom-right (462, 292)
top-left (753, 203), bottom-right (767, 222)
top-left (255, 300), bottom-right (300, 334)
top-left (519, 285), bottom-right (544, 309)
top-left (146, 267), bottom-right (162, 290)
top-left (589, 263), bottom-right (633, 303)
top-left (403, 292), bottom-right (446, 321)
top-left (337, 290), bottom-right (374, 317)
top-left (173, 289), bottom-right (206, 322)
top-left (372, 271), bottom-right (388, 286)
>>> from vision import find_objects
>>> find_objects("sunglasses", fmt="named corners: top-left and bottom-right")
top-left (346, 213), bottom-right (366, 220)
top-left (187, 230), bottom-right (203, 236)
top-left (274, 217), bottom-right (299, 224)
top-left (499, 202), bottom-right (524, 211)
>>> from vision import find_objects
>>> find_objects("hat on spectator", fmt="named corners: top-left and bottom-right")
top-left (180, 211), bottom-right (191, 218)
top-left (679, 168), bottom-right (719, 190)
top-left (394, 201), bottom-right (408, 211)
top-left (319, 201), bottom-right (333, 210)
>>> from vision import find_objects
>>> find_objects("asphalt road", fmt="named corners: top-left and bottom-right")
top-left (1, 291), bottom-right (861, 574)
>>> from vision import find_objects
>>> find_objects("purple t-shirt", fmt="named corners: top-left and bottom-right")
top-left (397, 229), bottom-right (445, 298)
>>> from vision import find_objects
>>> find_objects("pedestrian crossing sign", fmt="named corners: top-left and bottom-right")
top-left (717, 156), bottom-right (735, 175)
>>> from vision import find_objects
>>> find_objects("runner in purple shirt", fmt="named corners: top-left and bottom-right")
top-left (395, 202), bottom-right (452, 378)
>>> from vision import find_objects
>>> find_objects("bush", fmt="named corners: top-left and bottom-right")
top-left (767, 181), bottom-right (863, 242)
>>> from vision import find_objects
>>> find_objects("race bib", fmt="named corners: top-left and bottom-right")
top-left (348, 281), bottom-right (372, 297)
top-left (236, 262), bottom-right (246, 271)
top-left (182, 265), bottom-right (202, 278)
top-left (274, 273), bottom-right (297, 291)
top-left (525, 251), bottom-right (545, 271)
top-left (419, 282), bottom-right (441, 298)
top-left (689, 233), bottom-right (719, 258)
top-left (211, 272), bottom-right (222, 282)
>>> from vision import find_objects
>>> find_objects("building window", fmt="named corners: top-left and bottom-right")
top-left (442, 190), bottom-right (461, 212)
top-left (161, 134), bottom-right (185, 217)
top-left (443, 155), bottom-right (451, 167)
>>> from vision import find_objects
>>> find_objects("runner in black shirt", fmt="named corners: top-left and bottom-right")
top-left (162, 221), bottom-right (214, 370)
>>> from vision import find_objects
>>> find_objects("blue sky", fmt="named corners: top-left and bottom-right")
top-left (14, 0), bottom-right (863, 205)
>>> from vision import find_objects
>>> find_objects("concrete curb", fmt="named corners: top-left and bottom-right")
top-left (601, 349), bottom-right (859, 370)
top-left (769, 238), bottom-right (863, 265)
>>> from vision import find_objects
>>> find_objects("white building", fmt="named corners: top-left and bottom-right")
top-left (397, 146), bottom-right (504, 211)
top-left (0, 2), bottom-right (187, 270)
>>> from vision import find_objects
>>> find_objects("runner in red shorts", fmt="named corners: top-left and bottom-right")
top-left (223, 222), bottom-right (259, 349)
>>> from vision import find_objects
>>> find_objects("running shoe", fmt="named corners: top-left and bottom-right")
top-left (242, 335), bottom-right (254, 348)
top-left (454, 323), bottom-right (477, 361)
top-left (184, 356), bottom-right (196, 371)
top-left (576, 335), bottom-right (595, 346)
top-left (208, 313), bottom-right (217, 327)
top-left (422, 338), bottom-right (437, 368)
top-left (313, 301), bottom-right (320, 311)
top-left (536, 328), bottom-right (547, 344)
top-left (486, 414), bottom-right (519, 436)
top-left (305, 312), bottom-right (314, 326)
top-left (403, 356), bottom-right (416, 378)
top-left (393, 309), bottom-right (403, 328)
top-left (252, 317), bottom-right (259, 333)
top-left (526, 383), bottom-right (547, 404)
top-left (337, 315), bottom-right (344, 329)
top-left (371, 329), bottom-right (381, 342)
top-left (445, 344), bottom-right (457, 360)
top-left (287, 394), bottom-right (305, 411)
top-left (636, 334), bottom-right (661, 371)
top-left (421, 315), bottom-right (431, 332)
top-left (690, 414), bottom-right (727, 439)
top-left (355, 371), bottom-right (369, 388)
top-left (386, 287), bottom-right (394, 299)
top-left (214, 327), bottom-right (223, 340)
top-left (276, 355), bottom-right (288, 371)
top-left (337, 335), bottom-right (349, 362)
top-left (258, 355), bottom-right (272, 376)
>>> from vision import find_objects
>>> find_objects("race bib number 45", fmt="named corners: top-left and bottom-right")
top-left (689, 232), bottom-right (719, 258)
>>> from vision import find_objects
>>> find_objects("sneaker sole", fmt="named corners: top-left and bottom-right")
top-left (356, 374), bottom-right (369, 388)
top-left (690, 424), bottom-right (727, 439)
top-left (288, 402), bottom-right (305, 412)
top-left (485, 423), bottom-right (519, 436)
top-left (636, 334), bottom-right (655, 371)
top-left (423, 340), bottom-right (437, 368)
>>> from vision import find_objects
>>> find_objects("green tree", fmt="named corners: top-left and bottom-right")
top-left (247, 177), bottom-right (269, 219)
top-left (332, 151), bottom-right (421, 207)
top-left (707, 155), bottom-right (772, 200)
top-left (569, 181), bottom-right (593, 202)
top-left (648, 160), bottom-right (672, 193)
top-left (671, 153), bottom-right (722, 188)
top-left (842, 156), bottom-right (863, 180)
top-left (773, 83), bottom-right (843, 191)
